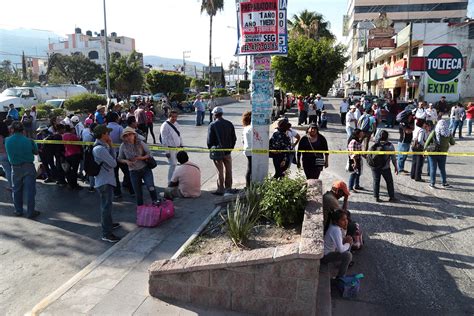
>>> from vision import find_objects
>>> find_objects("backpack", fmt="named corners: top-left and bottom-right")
top-left (366, 142), bottom-right (390, 169)
top-left (358, 114), bottom-right (371, 132)
top-left (396, 109), bottom-right (411, 123)
top-left (84, 145), bottom-right (103, 176)
top-left (269, 130), bottom-right (291, 157)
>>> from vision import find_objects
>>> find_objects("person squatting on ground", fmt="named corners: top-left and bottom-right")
top-left (164, 151), bottom-right (201, 200)
top-left (118, 127), bottom-right (158, 206)
top-left (296, 123), bottom-right (329, 180)
top-left (160, 110), bottom-right (183, 184)
top-left (424, 119), bottom-right (455, 188)
top-left (242, 111), bottom-right (252, 187)
top-left (207, 107), bottom-right (236, 195)
top-left (321, 209), bottom-right (353, 278)
top-left (92, 125), bottom-right (121, 243)
top-left (269, 119), bottom-right (292, 179)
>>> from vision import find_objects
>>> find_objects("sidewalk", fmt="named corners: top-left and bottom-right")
top-left (31, 185), bottom-right (248, 315)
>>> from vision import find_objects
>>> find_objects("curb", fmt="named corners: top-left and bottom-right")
top-left (171, 206), bottom-right (222, 260)
top-left (27, 227), bottom-right (143, 316)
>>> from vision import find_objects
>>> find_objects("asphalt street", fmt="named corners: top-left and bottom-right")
top-left (0, 101), bottom-right (250, 315)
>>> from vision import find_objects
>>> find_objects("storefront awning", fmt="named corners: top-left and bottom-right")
top-left (384, 76), bottom-right (406, 89)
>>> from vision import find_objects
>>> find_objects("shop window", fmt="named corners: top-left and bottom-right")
top-left (88, 51), bottom-right (99, 59)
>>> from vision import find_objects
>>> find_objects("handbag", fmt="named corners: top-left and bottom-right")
top-left (307, 136), bottom-right (326, 166)
top-left (136, 200), bottom-right (175, 227)
top-left (346, 157), bottom-right (355, 172)
top-left (209, 125), bottom-right (226, 160)
top-left (140, 143), bottom-right (157, 169)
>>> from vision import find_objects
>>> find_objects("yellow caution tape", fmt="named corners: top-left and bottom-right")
top-left (34, 140), bottom-right (474, 157)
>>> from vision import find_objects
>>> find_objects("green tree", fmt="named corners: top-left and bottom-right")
top-left (47, 53), bottom-right (103, 84)
top-left (190, 78), bottom-right (207, 92)
top-left (288, 10), bottom-right (335, 41)
top-left (145, 70), bottom-right (186, 94)
top-left (0, 60), bottom-right (22, 88)
top-left (102, 51), bottom-right (144, 97)
top-left (272, 37), bottom-right (347, 96)
top-left (201, 0), bottom-right (224, 93)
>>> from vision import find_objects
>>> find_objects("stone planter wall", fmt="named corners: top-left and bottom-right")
top-left (149, 179), bottom-right (324, 315)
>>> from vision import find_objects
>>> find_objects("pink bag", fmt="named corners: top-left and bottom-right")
top-left (136, 200), bottom-right (175, 227)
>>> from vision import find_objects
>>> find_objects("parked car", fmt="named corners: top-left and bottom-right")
top-left (152, 93), bottom-right (166, 102)
top-left (45, 98), bottom-right (66, 109)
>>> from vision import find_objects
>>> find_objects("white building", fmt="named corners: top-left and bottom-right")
top-left (48, 28), bottom-right (137, 66)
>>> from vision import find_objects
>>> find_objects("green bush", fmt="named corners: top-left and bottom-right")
top-left (36, 103), bottom-right (54, 113)
top-left (258, 176), bottom-right (307, 227)
top-left (199, 92), bottom-right (210, 99)
top-left (169, 92), bottom-right (187, 102)
top-left (64, 93), bottom-right (107, 113)
top-left (213, 88), bottom-right (228, 97)
top-left (51, 108), bottom-right (65, 118)
top-left (36, 109), bottom-right (48, 119)
top-left (239, 80), bottom-right (250, 90)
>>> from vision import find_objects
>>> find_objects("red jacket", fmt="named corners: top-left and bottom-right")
top-left (466, 106), bottom-right (474, 120)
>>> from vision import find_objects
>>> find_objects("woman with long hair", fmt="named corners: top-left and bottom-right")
top-left (269, 119), bottom-right (292, 179)
top-left (347, 129), bottom-right (364, 193)
top-left (424, 119), bottom-right (455, 188)
top-left (118, 127), bottom-right (158, 205)
top-left (297, 123), bottom-right (329, 179)
top-left (242, 111), bottom-right (252, 187)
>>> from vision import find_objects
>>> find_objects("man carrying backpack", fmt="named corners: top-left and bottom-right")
top-left (366, 130), bottom-right (398, 203)
top-left (358, 109), bottom-right (376, 151)
top-left (92, 125), bottom-right (121, 243)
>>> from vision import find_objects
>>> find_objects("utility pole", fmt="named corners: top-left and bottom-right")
top-left (182, 50), bottom-right (191, 76)
top-left (405, 22), bottom-right (413, 101)
top-left (103, 0), bottom-right (111, 101)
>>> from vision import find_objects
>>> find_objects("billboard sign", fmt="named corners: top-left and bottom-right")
top-left (426, 46), bottom-right (464, 82)
top-left (368, 38), bottom-right (395, 49)
top-left (235, 0), bottom-right (288, 55)
top-left (427, 78), bottom-right (458, 94)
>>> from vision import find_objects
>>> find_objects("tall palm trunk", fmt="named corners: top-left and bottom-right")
top-left (208, 15), bottom-right (213, 94)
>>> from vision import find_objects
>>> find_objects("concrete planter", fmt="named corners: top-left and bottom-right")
top-left (148, 179), bottom-right (324, 315)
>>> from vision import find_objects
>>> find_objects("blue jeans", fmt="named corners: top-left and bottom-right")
top-left (450, 120), bottom-right (463, 138)
top-left (11, 163), bottom-right (36, 216)
top-left (0, 153), bottom-right (12, 189)
top-left (428, 155), bottom-right (447, 185)
top-left (372, 168), bottom-right (395, 199)
top-left (348, 172), bottom-right (360, 190)
top-left (467, 119), bottom-right (472, 135)
top-left (196, 111), bottom-right (205, 125)
top-left (397, 142), bottom-right (410, 171)
top-left (346, 126), bottom-right (354, 138)
top-left (129, 167), bottom-right (157, 206)
top-left (97, 184), bottom-right (114, 237)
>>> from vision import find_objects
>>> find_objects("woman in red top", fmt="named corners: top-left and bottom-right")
top-left (145, 106), bottom-right (156, 144)
top-left (297, 96), bottom-right (307, 126)
top-left (62, 125), bottom-right (83, 190)
top-left (466, 102), bottom-right (474, 136)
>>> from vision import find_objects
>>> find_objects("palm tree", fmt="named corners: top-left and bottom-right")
top-left (288, 10), bottom-right (335, 41)
top-left (201, 0), bottom-right (224, 93)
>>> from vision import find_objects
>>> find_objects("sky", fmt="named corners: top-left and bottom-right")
top-left (0, 0), bottom-right (347, 68)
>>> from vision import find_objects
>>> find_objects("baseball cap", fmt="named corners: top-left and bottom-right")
top-left (71, 116), bottom-right (80, 123)
top-left (332, 180), bottom-right (350, 196)
top-left (93, 125), bottom-right (112, 139)
top-left (212, 107), bottom-right (223, 114)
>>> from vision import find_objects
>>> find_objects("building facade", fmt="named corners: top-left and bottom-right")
top-left (48, 28), bottom-right (137, 66)
top-left (343, 0), bottom-right (470, 100)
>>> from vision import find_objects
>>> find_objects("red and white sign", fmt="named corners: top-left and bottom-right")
top-left (384, 59), bottom-right (406, 78)
top-left (368, 38), bottom-right (395, 49)
top-left (236, 0), bottom-right (288, 55)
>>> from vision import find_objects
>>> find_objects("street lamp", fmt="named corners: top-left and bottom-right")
top-left (103, 0), bottom-right (111, 102)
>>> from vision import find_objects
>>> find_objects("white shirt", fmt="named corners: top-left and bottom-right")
top-left (346, 111), bottom-right (356, 129)
top-left (81, 128), bottom-right (94, 142)
top-left (354, 108), bottom-right (361, 121)
top-left (160, 120), bottom-right (183, 154)
top-left (324, 224), bottom-right (351, 255)
top-left (242, 125), bottom-right (252, 156)
top-left (286, 128), bottom-right (299, 146)
top-left (425, 108), bottom-right (437, 123)
top-left (315, 99), bottom-right (324, 111)
top-left (75, 122), bottom-right (85, 138)
top-left (415, 108), bottom-right (427, 120)
top-left (340, 101), bottom-right (349, 113)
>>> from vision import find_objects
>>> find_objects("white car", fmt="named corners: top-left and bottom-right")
top-left (45, 99), bottom-right (66, 108)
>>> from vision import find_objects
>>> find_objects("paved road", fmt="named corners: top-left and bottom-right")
top-left (0, 101), bottom-right (250, 316)
top-left (308, 98), bottom-right (473, 315)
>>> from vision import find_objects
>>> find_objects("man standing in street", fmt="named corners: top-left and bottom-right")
top-left (7, 104), bottom-right (19, 121)
top-left (435, 96), bottom-right (448, 119)
top-left (134, 103), bottom-right (148, 137)
top-left (92, 125), bottom-right (121, 243)
top-left (194, 95), bottom-right (206, 126)
top-left (345, 105), bottom-right (357, 138)
top-left (397, 112), bottom-right (414, 173)
top-left (315, 94), bottom-right (324, 125)
top-left (207, 107), bottom-right (236, 195)
top-left (160, 110), bottom-right (183, 184)
top-left (340, 98), bottom-right (349, 125)
top-left (5, 121), bottom-right (39, 218)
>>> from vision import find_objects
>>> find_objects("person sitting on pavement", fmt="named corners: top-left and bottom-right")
top-left (118, 127), bottom-right (159, 206)
top-left (321, 209), bottom-right (353, 278)
top-left (207, 107), bottom-right (237, 195)
top-left (164, 151), bottom-right (201, 200)
top-left (5, 121), bottom-right (39, 219)
top-left (323, 180), bottom-right (349, 229)
top-left (92, 125), bottom-right (121, 243)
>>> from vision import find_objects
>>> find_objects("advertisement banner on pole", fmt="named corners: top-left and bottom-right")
top-left (251, 57), bottom-right (274, 126)
top-left (235, 0), bottom-right (288, 56)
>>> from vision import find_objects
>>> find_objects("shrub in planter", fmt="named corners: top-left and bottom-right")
top-left (213, 88), bottom-right (228, 97)
top-left (51, 108), bottom-right (65, 118)
top-left (36, 104), bottom-right (54, 113)
top-left (64, 93), bottom-right (107, 113)
top-left (170, 92), bottom-right (187, 102)
top-left (259, 176), bottom-right (307, 227)
top-left (35, 109), bottom-right (48, 120)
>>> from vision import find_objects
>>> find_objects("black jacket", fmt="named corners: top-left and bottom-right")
top-left (207, 118), bottom-right (236, 155)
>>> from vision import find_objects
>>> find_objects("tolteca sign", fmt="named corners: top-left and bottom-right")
top-left (426, 46), bottom-right (464, 82)
top-left (235, 0), bottom-right (288, 55)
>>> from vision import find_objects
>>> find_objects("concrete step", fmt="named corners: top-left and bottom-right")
top-left (316, 263), bottom-right (332, 316)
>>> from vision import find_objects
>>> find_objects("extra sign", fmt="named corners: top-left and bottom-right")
top-left (235, 0), bottom-right (288, 55)
top-left (426, 46), bottom-right (464, 82)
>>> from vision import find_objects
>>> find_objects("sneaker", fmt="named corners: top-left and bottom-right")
top-left (101, 234), bottom-right (121, 243)
top-left (375, 197), bottom-right (382, 203)
top-left (27, 211), bottom-right (41, 219)
top-left (112, 223), bottom-right (121, 230)
top-left (429, 183), bottom-right (436, 189)
top-left (389, 197), bottom-right (399, 202)
top-left (13, 211), bottom-right (23, 217)
top-left (354, 186), bottom-right (365, 190)
top-left (415, 179), bottom-right (425, 182)
top-left (442, 183), bottom-right (451, 187)
top-left (44, 178), bottom-right (56, 183)
top-left (88, 187), bottom-right (95, 193)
